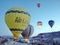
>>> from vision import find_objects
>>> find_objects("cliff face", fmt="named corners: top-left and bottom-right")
top-left (29, 31), bottom-right (60, 45)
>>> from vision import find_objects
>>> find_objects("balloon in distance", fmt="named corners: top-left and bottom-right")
top-left (48, 20), bottom-right (54, 28)
top-left (37, 21), bottom-right (42, 28)
top-left (37, 3), bottom-right (40, 8)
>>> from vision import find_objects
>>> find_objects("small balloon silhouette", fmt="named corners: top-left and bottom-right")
top-left (37, 3), bottom-right (40, 8)
top-left (48, 20), bottom-right (54, 28)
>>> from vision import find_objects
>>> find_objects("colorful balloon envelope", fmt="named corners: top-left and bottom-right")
top-left (21, 25), bottom-right (34, 41)
top-left (5, 7), bottom-right (30, 40)
top-left (37, 21), bottom-right (42, 28)
top-left (48, 20), bottom-right (54, 28)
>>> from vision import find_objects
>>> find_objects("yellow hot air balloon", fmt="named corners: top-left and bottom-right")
top-left (5, 7), bottom-right (30, 40)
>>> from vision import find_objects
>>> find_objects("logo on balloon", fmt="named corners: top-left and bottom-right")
top-left (15, 17), bottom-right (27, 24)
top-left (15, 17), bottom-right (22, 23)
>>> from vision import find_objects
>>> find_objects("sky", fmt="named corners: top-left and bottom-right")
top-left (0, 0), bottom-right (60, 37)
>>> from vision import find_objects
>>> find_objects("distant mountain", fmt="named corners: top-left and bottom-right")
top-left (37, 31), bottom-right (60, 38)
top-left (0, 35), bottom-right (14, 40)
top-left (29, 31), bottom-right (60, 45)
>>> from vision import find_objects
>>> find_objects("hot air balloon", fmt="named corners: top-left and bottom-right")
top-left (48, 20), bottom-right (54, 28)
top-left (37, 21), bottom-right (42, 28)
top-left (21, 25), bottom-right (34, 42)
top-left (5, 7), bottom-right (31, 40)
top-left (37, 3), bottom-right (40, 8)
